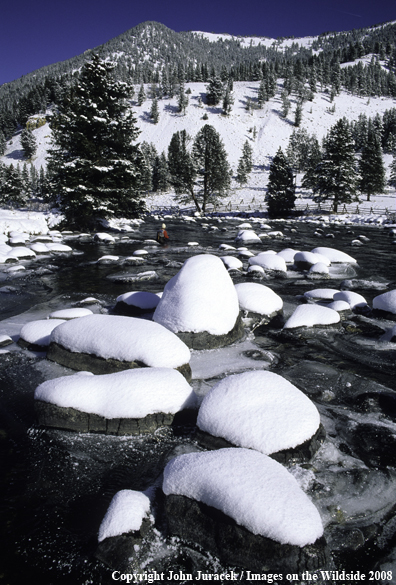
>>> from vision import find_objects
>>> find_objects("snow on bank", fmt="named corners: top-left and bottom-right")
top-left (163, 448), bottom-right (323, 546)
top-left (197, 371), bottom-right (320, 454)
top-left (35, 368), bottom-right (196, 418)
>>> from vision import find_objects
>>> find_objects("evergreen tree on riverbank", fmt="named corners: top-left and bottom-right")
top-left (47, 55), bottom-right (145, 229)
top-left (265, 147), bottom-right (296, 218)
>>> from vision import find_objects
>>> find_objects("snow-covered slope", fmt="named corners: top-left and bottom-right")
top-left (2, 81), bottom-right (395, 212)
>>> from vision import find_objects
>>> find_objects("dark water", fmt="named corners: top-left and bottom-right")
top-left (0, 215), bottom-right (396, 585)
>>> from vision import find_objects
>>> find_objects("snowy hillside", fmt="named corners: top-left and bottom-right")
top-left (2, 80), bottom-right (395, 213)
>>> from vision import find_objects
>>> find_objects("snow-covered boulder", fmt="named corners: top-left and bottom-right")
top-left (294, 251), bottom-right (330, 270)
top-left (47, 314), bottom-right (191, 379)
top-left (7, 247), bottom-right (36, 260)
top-left (373, 290), bottom-right (396, 319)
top-left (197, 371), bottom-right (322, 461)
top-left (114, 291), bottom-right (160, 316)
top-left (163, 449), bottom-right (326, 573)
top-left (311, 247), bottom-right (356, 264)
top-left (235, 283), bottom-right (283, 322)
top-left (333, 290), bottom-right (368, 311)
top-left (94, 232), bottom-right (116, 243)
top-left (35, 367), bottom-right (196, 434)
top-left (308, 262), bottom-right (330, 277)
top-left (18, 319), bottom-right (66, 350)
top-left (284, 304), bottom-right (340, 330)
top-left (220, 256), bottom-right (243, 271)
top-left (248, 254), bottom-right (287, 274)
top-left (277, 248), bottom-right (298, 264)
top-left (153, 254), bottom-right (243, 349)
top-left (235, 230), bottom-right (261, 244)
top-left (98, 490), bottom-right (151, 543)
top-left (48, 308), bottom-right (93, 320)
top-left (304, 288), bottom-right (339, 301)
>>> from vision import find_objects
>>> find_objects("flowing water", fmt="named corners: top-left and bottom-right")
top-left (0, 215), bottom-right (395, 584)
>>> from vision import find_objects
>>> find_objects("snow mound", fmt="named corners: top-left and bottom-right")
top-left (235, 230), bottom-right (261, 243)
top-left (35, 367), bottom-right (196, 418)
top-left (249, 254), bottom-right (287, 273)
top-left (304, 289), bottom-right (340, 301)
top-left (48, 308), bottom-right (93, 320)
top-left (309, 262), bottom-right (329, 275)
top-left (197, 371), bottom-right (320, 454)
top-left (294, 251), bottom-right (330, 267)
top-left (333, 290), bottom-right (367, 309)
top-left (116, 291), bottom-right (160, 310)
top-left (163, 448), bottom-right (323, 546)
top-left (284, 304), bottom-right (340, 329)
top-left (373, 290), bottom-right (396, 314)
top-left (220, 256), bottom-right (243, 271)
top-left (277, 248), bottom-right (298, 263)
top-left (50, 314), bottom-right (191, 367)
top-left (235, 283), bottom-right (283, 315)
top-left (98, 490), bottom-right (151, 542)
top-left (19, 319), bottom-right (66, 347)
top-left (153, 254), bottom-right (239, 335)
top-left (311, 247), bottom-right (356, 264)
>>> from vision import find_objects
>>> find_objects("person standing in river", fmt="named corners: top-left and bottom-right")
top-left (156, 223), bottom-right (169, 245)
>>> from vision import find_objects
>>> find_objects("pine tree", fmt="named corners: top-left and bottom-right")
top-left (222, 86), bottom-right (234, 115)
top-left (294, 101), bottom-right (303, 127)
top-left (192, 124), bottom-right (231, 213)
top-left (137, 84), bottom-right (146, 106)
top-left (359, 128), bottom-right (386, 201)
top-left (0, 164), bottom-right (26, 207)
top-left (389, 151), bottom-right (396, 188)
top-left (47, 55), bottom-right (145, 229)
top-left (0, 133), bottom-right (5, 157)
top-left (177, 83), bottom-right (189, 115)
top-left (314, 118), bottom-right (358, 212)
top-left (281, 91), bottom-right (291, 118)
top-left (206, 75), bottom-right (224, 106)
top-left (21, 127), bottom-right (37, 159)
top-left (153, 152), bottom-right (170, 192)
top-left (257, 78), bottom-right (267, 108)
top-left (265, 148), bottom-right (296, 218)
top-left (150, 98), bottom-right (159, 124)
top-left (168, 130), bottom-right (198, 208)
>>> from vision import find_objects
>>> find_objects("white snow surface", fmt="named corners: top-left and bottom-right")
top-left (235, 230), bottom-right (261, 243)
top-left (373, 290), bottom-right (396, 314)
top-left (284, 304), bottom-right (340, 329)
top-left (311, 247), bottom-right (357, 264)
top-left (98, 490), bottom-right (151, 542)
top-left (248, 254), bottom-right (287, 273)
top-left (153, 254), bottom-right (239, 335)
top-left (48, 308), bottom-right (93, 320)
top-left (19, 319), bottom-right (66, 346)
top-left (235, 283), bottom-right (283, 315)
top-left (34, 367), bottom-right (196, 418)
top-left (50, 314), bottom-right (191, 367)
top-left (116, 291), bottom-right (160, 309)
top-left (304, 289), bottom-right (340, 300)
top-left (333, 290), bottom-right (368, 309)
top-left (294, 251), bottom-right (330, 267)
top-left (162, 448), bottom-right (323, 546)
top-left (197, 371), bottom-right (320, 454)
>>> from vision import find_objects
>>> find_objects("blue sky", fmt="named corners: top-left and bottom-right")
top-left (1, 0), bottom-right (395, 85)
